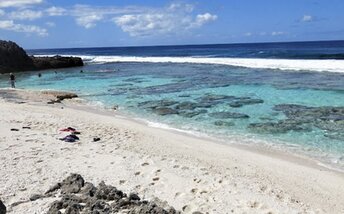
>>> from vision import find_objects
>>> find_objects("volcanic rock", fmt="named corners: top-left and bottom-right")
top-left (43, 174), bottom-right (181, 214)
top-left (0, 200), bottom-right (6, 214)
top-left (0, 40), bottom-right (83, 73)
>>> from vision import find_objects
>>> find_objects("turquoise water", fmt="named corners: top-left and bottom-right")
top-left (1, 61), bottom-right (343, 170)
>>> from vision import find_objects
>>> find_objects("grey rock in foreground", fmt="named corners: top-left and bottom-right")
top-left (43, 173), bottom-right (181, 214)
top-left (0, 199), bottom-right (6, 214)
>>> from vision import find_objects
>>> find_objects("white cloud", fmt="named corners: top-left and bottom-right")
top-left (0, 20), bottom-right (48, 36)
top-left (46, 21), bottom-right (55, 27)
top-left (114, 14), bottom-right (176, 36)
top-left (271, 31), bottom-right (285, 36)
top-left (113, 4), bottom-right (217, 37)
top-left (168, 3), bottom-right (194, 12)
top-left (70, 4), bottom-right (142, 29)
top-left (76, 14), bottom-right (103, 29)
top-left (194, 13), bottom-right (217, 26)
top-left (0, 2), bottom-right (218, 37)
top-left (0, 0), bottom-right (43, 8)
top-left (46, 7), bottom-right (66, 16)
top-left (9, 9), bottom-right (43, 20)
top-left (244, 32), bottom-right (252, 37)
top-left (301, 15), bottom-right (313, 22)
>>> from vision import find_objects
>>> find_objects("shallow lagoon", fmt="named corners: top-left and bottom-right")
top-left (1, 61), bottom-right (344, 169)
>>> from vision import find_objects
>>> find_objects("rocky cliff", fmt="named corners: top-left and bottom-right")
top-left (0, 40), bottom-right (83, 73)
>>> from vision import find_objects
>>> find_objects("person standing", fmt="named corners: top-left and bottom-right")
top-left (9, 73), bottom-right (15, 88)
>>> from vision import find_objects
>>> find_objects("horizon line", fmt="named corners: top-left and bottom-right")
top-left (27, 39), bottom-right (344, 51)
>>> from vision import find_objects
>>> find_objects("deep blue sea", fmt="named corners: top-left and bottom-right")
top-left (1, 40), bottom-right (344, 170)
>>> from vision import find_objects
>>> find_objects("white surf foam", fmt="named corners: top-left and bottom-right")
top-left (90, 56), bottom-right (344, 73)
top-left (34, 54), bottom-right (344, 73)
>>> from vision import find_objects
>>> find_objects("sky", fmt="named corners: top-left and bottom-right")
top-left (0, 0), bottom-right (343, 49)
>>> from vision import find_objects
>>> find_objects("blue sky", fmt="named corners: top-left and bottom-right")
top-left (0, 0), bottom-right (343, 49)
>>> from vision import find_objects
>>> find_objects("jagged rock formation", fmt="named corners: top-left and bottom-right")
top-left (0, 40), bottom-right (83, 73)
top-left (38, 174), bottom-right (182, 214)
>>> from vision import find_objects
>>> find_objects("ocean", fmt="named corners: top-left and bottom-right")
top-left (1, 40), bottom-right (344, 170)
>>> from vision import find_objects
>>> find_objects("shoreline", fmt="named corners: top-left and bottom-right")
top-left (77, 104), bottom-right (343, 173)
top-left (1, 89), bottom-right (344, 213)
top-left (2, 88), bottom-right (344, 173)
top-left (67, 90), bottom-right (344, 174)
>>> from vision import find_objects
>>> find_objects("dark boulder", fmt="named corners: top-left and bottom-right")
top-left (0, 200), bottom-right (6, 214)
top-left (95, 181), bottom-right (123, 201)
top-left (129, 193), bottom-right (141, 201)
top-left (61, 174), bottom-right (85, 194)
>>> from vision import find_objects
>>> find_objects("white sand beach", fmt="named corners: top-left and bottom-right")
top-left (0, 89), bottom-right (343, 214)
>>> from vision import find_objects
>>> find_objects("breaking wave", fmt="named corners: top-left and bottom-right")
top-left (35, 54), bottom-right (344, 73)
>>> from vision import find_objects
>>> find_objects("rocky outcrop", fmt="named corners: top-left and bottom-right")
top-left (0, 40), bottom-right (83, 73)
top-left (41, 174), bottom-right (181, 214)
top-left (31, 56), bottom-right (83, 70)
top-left (0, 40), bottom-right (35, 73)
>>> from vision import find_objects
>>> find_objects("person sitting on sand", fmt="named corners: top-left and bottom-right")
top-left (9, 73), bottom-right (15, 88)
